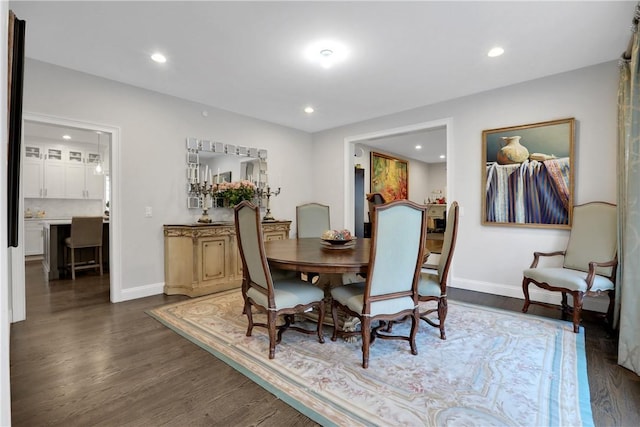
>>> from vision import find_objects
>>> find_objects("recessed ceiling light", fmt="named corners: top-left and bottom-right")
top-left (305, 40), bottom-right (348, 69)
top-left (439, 154), bottom-right (446, 159)
top-left (62, 135), bottom-right (71, 140)
top-left (304, 106), bottom-right (315, 114)
top-left (151, 52), bottom-right (167, 63)
top-left (488, 47), bottom-right (504, 58)
top-left (415, 145), bottom-right (422, 150)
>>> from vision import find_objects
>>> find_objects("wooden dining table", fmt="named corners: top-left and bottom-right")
top-left (264, 237), bottom-right (371, 275)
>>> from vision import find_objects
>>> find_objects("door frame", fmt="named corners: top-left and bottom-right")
top-left (11, 112), bottom-right (122, 322)
top-left (342, 118), bottom-right (454, 231)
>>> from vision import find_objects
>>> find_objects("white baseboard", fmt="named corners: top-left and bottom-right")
top-left (115, 282), bottom-right (164, 302)
top-left (450, 277), bottom-right (609, 313)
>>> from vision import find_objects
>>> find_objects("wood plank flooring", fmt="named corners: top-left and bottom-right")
top-left (10, 261), bottom-right (640, 426)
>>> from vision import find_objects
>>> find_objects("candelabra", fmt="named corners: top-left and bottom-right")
top-left (257, 185), bottom-right (281, 221)
top-left (190, 181), bottom-right (219, 223)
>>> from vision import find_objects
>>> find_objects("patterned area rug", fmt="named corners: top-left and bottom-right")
top-left (148, 290), bottom-right (593, 427)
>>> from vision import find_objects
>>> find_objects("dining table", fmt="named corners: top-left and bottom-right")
top-left (264, 237), bottom-right (370, 276)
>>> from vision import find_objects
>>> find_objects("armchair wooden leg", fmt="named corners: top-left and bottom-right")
top-left (409, 311), bottom-right (418, 356)
top-left (245, 302), bottom-right (254, 337)
top-left (521, 278), bottom-right (531, 313)
top-left (572, 292), bottom-right (584, 333)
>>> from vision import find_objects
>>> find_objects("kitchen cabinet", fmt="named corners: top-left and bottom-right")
top-left (163, 221), bottom-right (291, 297)
top-left (23, 142), bottom-right (104, 200)
top-left (25, 221), bottom-right (44, 256)
top-left (65, 163), bottom-right (104, 199)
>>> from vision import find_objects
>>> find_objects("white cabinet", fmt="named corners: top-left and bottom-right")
top-left (65, 163), bottom-right (104, 199)
top-left (23, 142), bottom-right (105, 200)
top-left (25, 221), bottom-right (43, 256)
top-left (43, 161), bottom-right (66, 198)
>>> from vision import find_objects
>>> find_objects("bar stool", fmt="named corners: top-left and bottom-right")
top-left (64, 216), bottom-right (103, 280)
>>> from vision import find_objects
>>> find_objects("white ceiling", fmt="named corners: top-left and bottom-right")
top-left (10, 1), bottom-right (635, 163)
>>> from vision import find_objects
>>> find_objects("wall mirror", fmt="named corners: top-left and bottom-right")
top-left (185, 137), bottom-right (267, 208)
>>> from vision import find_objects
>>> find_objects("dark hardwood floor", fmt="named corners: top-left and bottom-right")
top-left (10, 261), bottom-right (640, 426)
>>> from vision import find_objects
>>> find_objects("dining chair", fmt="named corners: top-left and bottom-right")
top-left (417, 201), bottom-right (459, 340)
top-left (64, 216), bottom-right (104, 280)
top-left (296, 202), bottom-right (330, 238)
top-left (365, 193), bottom-right (386, 234)
top-left (522, 201), bottom-right (617, 333)
top-left (234, 201), bottom-right (325, 359)
top-left (330, 200), bottom-right (428, 368)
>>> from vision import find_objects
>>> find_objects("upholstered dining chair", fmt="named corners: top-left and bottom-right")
top-left (522, 201), bottom-right (617, 333)
top-left (417, 201), bottom-right (459, 340)
top-left (296, 202), bottom-right (330, 238)
top-left (330, 200), bottom-right (428, 368)
top-left (234, 201), bottom-right (325, 359)
top-left (64, 216), bottom-right (104, 280)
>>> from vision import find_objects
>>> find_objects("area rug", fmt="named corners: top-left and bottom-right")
top-left (148, 290), bottom-right (594, 427)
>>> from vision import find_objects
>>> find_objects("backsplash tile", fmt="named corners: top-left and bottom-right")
top-left (25, 198), bottom-right (103, 219)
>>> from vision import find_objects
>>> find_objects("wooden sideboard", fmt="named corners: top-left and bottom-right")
top-left (163, 220), bottom-right (291, 297)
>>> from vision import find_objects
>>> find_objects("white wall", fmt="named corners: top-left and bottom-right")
top-left (24, 59), bottom-right (314, 296)
top-left (312, 61), bottom-right (618, 307)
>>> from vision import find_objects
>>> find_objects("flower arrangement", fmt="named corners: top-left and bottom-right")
top-left (216, 180), bottom-right (257, 207)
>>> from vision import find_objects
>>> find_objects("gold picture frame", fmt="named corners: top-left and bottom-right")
top-left (370, 152), bottom-right (409, 202)
top-left (482, 118), bottom-right (575, 229)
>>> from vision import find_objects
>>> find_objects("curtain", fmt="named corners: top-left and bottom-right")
top-left (617, 3), bottom-right (640, 375)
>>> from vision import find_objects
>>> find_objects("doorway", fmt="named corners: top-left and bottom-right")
top-left (342, 118), bottom-right (453, 232)
top-left (11, 113), bottom-right (121, 322)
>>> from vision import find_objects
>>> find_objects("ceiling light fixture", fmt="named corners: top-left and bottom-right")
top-left (151, 52), bottom-right (167, 63)
top-left (305, 40), bottom-right (348, 69)
top-left (304, 106), bottom-right (314, 114)
top-left (487, 47), bottom-right (504, 58)
top-left (439, 154), bottom-right (446, 159)
top-left (415, 145), bottom-right (422, 150)
top-left (62, 135), bottom-right (71, 140)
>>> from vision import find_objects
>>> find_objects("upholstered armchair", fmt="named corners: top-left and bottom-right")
top-left (522, 202), bottom-right (617, 333)
top-left (234, 201), bottom-right (325, 359)
top-left (330, 200), bottom-right (428, 368)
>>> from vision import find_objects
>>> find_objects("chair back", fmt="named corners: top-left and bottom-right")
top-left (296, 203), bottom-right (330, 238)
top-left (365, 200), bottom-right (427, 312)
top-left (438, 202), bottom-right (460, 283)
top-left (563, 202), bottom-right (617, 277)
top-left (234, 202), bottom-right (273, 302)
top-left (69, 216), bottom-right (103, 248)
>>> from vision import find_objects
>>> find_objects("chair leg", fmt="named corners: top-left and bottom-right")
top-left (409, 310), bottom-right (418, 356)
top-left (316, 302), bottom-right (325, 344)
top-left (438, 296), bottom-right (448, 340)
top-left (70, 247), bottom-right (76, 280)
top-left (267, 311), bottom-right (277, 359)
top-left (361, 317), bottom-right (371, 369)
top-left (244, 302), bottom-right (254, 337)
top-left (521, 278), bottom-right (531, 313)
top-left (98, 246), bottom-right (103, 276)
top-left (331, 301), bottom-right (340, 342)
top-left (572, 292), bottom-right (584, 333)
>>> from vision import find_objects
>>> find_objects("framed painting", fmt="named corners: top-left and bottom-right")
top-left (370, 152), bottom-right (409, 202)
top-left (482, 117), bottom-right (575, 229)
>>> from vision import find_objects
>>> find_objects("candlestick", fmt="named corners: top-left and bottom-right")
top-left (257, 185), bottom-right (281, 221)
